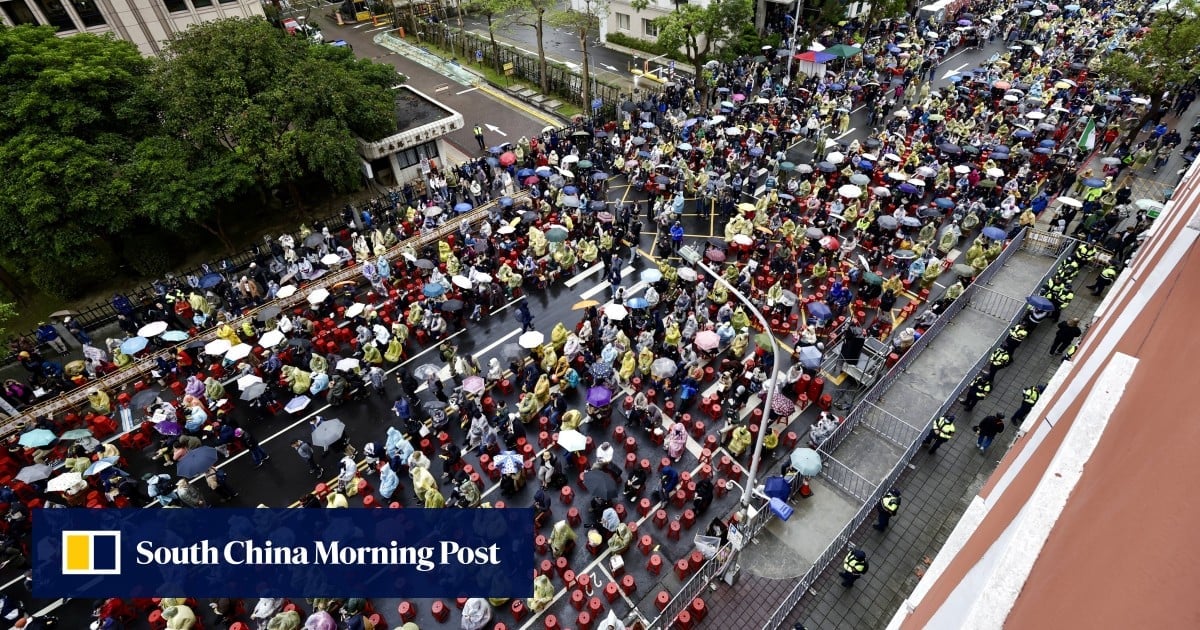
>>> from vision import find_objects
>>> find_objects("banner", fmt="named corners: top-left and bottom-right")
top-left (33, 508), bottom-right (534, 599)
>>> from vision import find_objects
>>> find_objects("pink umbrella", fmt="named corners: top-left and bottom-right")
top-left (694, 330), bottom-right (720, 351)
top-left (706, 248), bottom-right (726, 262)
top-left (499, 151), bottom-right (517, 167)
top-left (524, 175), bottom-right (540, 185)
top-left (732, 93), bottom-right (746, 102)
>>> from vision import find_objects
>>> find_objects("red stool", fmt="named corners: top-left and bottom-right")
top-left (148, 611), bottom-right (166, 630)
top-left (653, 509), bottom-right (668, 529)
top-left (314, 483), bottom-right (330, 499)
top-left (431, 601), bottom-right (449, 623)
top-left (664, 400), bottom-right (676, 417)
top-left (604, 582), bottom-right (621, 603)
top-left (456, 597), bottom-right (468, 609)
top-left (561, 486), bottom-right (574, 505)
top-left (676, 610), bottom-right (694, 630)
top-left (681, 509), bottom-right (696, 529)
top-left (397, 602), bottom-right (416, 623)
top-left (499, 379), bottom-right (514, 394)
top-left (704, 434), bottom-right (719, 451)
top-left (625, 452), bottom-right (638, 470)
top-left (638, 534), bottom-right (653, 555)
top-left (638, 498), bottom-right (652, 517)
top-left (783, 431), bottom-right (800, 449)
top-left (539, 431), bottom-right (552, 448)
top-left (716, 479), bottom-right (728, 498)
top-left (511, 599), bottom-right (527, 622)
top-left (689, 551), bottom-right (705, 571)
top-left (613, 425), bottom-right (626, 442)
top-left (535, 535), bottom-right (548, 554)
top-left (570, 589), bottom-right (586, 610)
top-left (567, 507), bottom-right (582, 526)
top-left (819, 393), bottom-right (833, 410)
top-left (650, 428), bottom-right (665, 446)
top-left (690, 598), bottom-right (708, 622)
top-left (624, 436), bottom-right (638, 453)
top-left (639, 458), bottom-right (651, 474)
top-left (362, 495), bottom-right (379, 508)
top-left (659, 457), bottom-right (671, 471)
top-left (647, 554), bottom-right (663, 575)
top-left (655, 591), bottom-right (671, 612)
top-left (623, 396), bottom-right (634, 412)
top-left (539, 559), bottom-right (554, 577)
top-left (691, 420), bottom-right (705, 438)
top-left (647, 389), bottom-right (657, 403)
top-left (578, 611), bottom-right (593, 630)
top-left (668, 520), bottom-right (682, 541)
top-left (698, 464), bottom-right (712, 480)
top-left (544, 614), bottom-right (559, 630)
top-left (614, 503), bottom-right (626, 520)
top-left (555, 556), bottom-right (569, 576)
top-left (563, 570), bottom-right (576, 590)
top-left (621, 573), bottom-right (637, 595)
top-left (675, 558), bottom-right (691, 580)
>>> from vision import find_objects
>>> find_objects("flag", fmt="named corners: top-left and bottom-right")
top-left (1077, 117), bottom-right (1096, 151)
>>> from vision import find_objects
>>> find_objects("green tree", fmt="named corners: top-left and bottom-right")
top-left (1099, 0), bottom-right (1200, 145)
top-left (465, 0), bottom-right (523, 74)
top-left (515, 0), bottom-right (557, 94)
top-left (0, 25), bottom-right (153, 298)
top-left (863, 0), bottom-right (906, 32)
top-left (550, 0), bottom-right (606, 114)
top-left (143, 18), bottom-right (401, 247)
top-left (648, 0), bottom-right (752, 109)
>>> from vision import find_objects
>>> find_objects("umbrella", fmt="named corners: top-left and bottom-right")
top-left (694, 330), bottom-right (720, 351)
top-left (199, 273), bottom-right (223, 289)
top-left (797, 345), bottom-right (823, 369)
top-left (900, 216), bottom-right (922, 228)
top-left (137, 321), bottom-right (169, 338)
top-left (259, 329), bottom-right (286, 348)
top-left (838, 184), bottom-right (862, 199)
top-left (604, 304), bottom-right (629, 321)
top-left (816, 161), bottom-right (836, 173)
top-left (807, 302), bottom-right (832, 321)
top-left (545, 225), bottom-right (569, 242)
top-left (877, 215), bottom-right (899, 230)
top-left (1056, 196), bottom-right (1083, 208)
top-left (573, 299), bottom-right (600, 311)
top-left (18, 429), bottom-right (57, 448)
top-left (589, 361), bottom-right (613, 379)
top-left (789, 448), bottom-right (823, 476)
top-left (849, 173), bottom-right (871, 186)
top-left (733, 234), bottom-right (754, 247)
top-left (1082, 178), bottom-right (1106, 188)
top-left (223, 343), bottom-right (252, 361)
top-left (255, 305), bottom-right (282, 323)
top-left (495, 451), bottom-right (523, 475)
top-left (982, 226), bottom-right (1007, 240)
top-left (640, 269), bottom-right (662, 283)
top-left (582, 470), bottom-right (618, 500)
top-left (441, 299), bottom-right (464, 312)
top-left (239, 383), bottom-right (268, 401)
top-left (161, 330), bottom-right (189, 342)
top-left (85, 457), bottom-right (120, 477)
top-left (284, 395), bottom-right (312, 414)
top-left (557, 429), bottom-right (588, 452)
top-left (275, 285), bottom-right (298, 299)
top-left (288, 338), bottom-right (312, 350)
top-left (706, 248), bottom-right (727, 262)
top-left (335, 358), bottom-right (361, 372)
top-left (953, 164), bottom-right (971, 175)
top-left (462, 375), bottom-right (486, 395)
top-left (651, 358), bottom-right (677, 378)
top-left (423, 284), bottom-right (446, 298)
top-left (307, 288), bottom-right (330, 304)
top-left (938, 142), bottom-right (962, 154)
top-left (805, 227), bottom-right (824, 240)
top-left (587, 386), bottom-right (614, 407)
top-left (499, 152), bottom-right (517, 166)
top-left (934, 197), bottom-right (956, 210)
top-left (120, 336), bottom-right (149, 355)
top-left (625, 296), bottom-right (649, 310)
top-left (780, 290), bottom-right (799, 307)
top-left (204, 339), bottom-right (232, 356)
top-left (451, 275), bottom-right (473, 290)
top-left (59, 428), bottom-right (94, 441)
top-left (892, 249), bottom-right (917, 261)
top-left (414, 364), bottom-right (442, 380)
top-left (312, 418), bottom-right (347, 449)
top-left (320, 254), bottom-right (342, 267)
top-left (771, 394), bottom-right (796, 416)
top-left (819, 236), bottom-right (840, 250)
top-left (177, 446), bottom-right (220, 478)
top-left (779, 161), bottom-right (796, 172)
top-left (518, 331), bottom-right (545, 349)
top-left (46, 472), bottom-right (84, 493)
top-left (887, 171), bottom-right (908, 181)
top-left (15, 464), bottom-right (52, 484)
top-left (677, 268), bottom-right (698, 282)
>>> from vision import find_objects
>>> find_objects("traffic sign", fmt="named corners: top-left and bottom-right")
top-left (591, 98), bottom-right (603, 112)
top-left (475, 49), bottom-right (483, 62)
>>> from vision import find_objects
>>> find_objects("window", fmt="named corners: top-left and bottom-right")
top-left (161, 0), bottom-right (187, 12)
top-left (393, 140), bottom-right (440, 170)
top-left (69, 0), bottom-right (104, 26)
top-left (30, 0), bottom-right (75, 30)
top-left (616, 12), bottom-right (629, 30)
top-left (642, 18), bottom-right (658, 37)
top-left (191, 0), bottom-right (213, 8)
top-left (0, 0), bottom-right (40, 24)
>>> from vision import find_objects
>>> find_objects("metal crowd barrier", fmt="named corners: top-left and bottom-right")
top-left (2, 193), bottom-right (530, 439)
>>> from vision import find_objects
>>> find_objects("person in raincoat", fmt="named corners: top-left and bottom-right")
top-left (730, 307), bottom-right (750, 332)
top-left (88, 389), bottom-right (112, 414)
top-left (309, 353), bottom-right (328, 375)
top-left (266, 610), bottom-right (302, 630)
top-left (461, 598), bottom-right (491, 630)
top-left (162, 603), bottom-right (197, 629)
top-left (411, 465), bottom-right (438, 504)
top-left (618, 350), bottom-right (636, 385)
top-left (216, 323), bottom-right (241, 346)
top-left (637, 347), bottom-right (655, 376)
top-left (550, 322), bottom-right (569, 351)
top-left (528, 574), bottom-right (555, 612)
top-left (385, 427), bottom-right (414, 467)
top-left (549, 519), bottom-right (576, 557)
top-left (361, 342), bottom-right (383, 365)
top-left (728, 424), bottom-right (752, 456)
top-left (665, 422), bottom-right (687, 461)
top-left (377, 461), bottom-right (400, 501)
top-left (282, 366), bottom-right (311, 395)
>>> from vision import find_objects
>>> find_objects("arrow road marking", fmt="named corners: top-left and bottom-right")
top-left (940, 62), bottom-right (970, 80)
top-left (485, 123), bottom-right (507, 137)
top-left (601, 63), bottom-right (619, 72)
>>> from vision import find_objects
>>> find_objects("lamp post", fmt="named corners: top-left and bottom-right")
top-left (679, 245), bottom-right (781, 514)
top-left (783, 0), bottom-right (805, 83)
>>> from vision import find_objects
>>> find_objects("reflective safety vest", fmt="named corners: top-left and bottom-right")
top-left (1008, 326), bottom-right (1028, 343)
top-left (973, 379), bottom-right (992, 397)
top-left (843, 552), bottom-right (867, 575)
top-left (473, 126), bottom-right (483, 136)
top-left (881, 493), bottom-right (901, 515)
top-left (1055, 289), bottom-right (1075, 306)
top-left (934, 416), bottom-right (956, 439)
top-left (990, 349), bottom-right (1010, 366)
top-left (1075, 243), bottom-right (1096, 262)
top-left (1100, 266), bottom-right (1117, 281)
top-left (1022, 387), bottom-right (1040, 405)
top-left (1065, 343), bottom-right (1078, 359)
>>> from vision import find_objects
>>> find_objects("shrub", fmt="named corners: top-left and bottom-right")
top-left (122, 232), bottom-right (182, 278)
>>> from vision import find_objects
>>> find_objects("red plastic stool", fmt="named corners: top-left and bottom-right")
top-left (511, 599), bottom-right (527, 622)
top-left (613, 425), bottom-right (626, 442)
top-left (148, 610), bottom-right (166, 630)
top-left (675, 558), bottom-right (691, 580)
top-left (638, 534), bottom-right (653, 555)
top-left (716, 479), bottom-right (728, 498)
top-left (397, 602), bottom-right (416, 623)
top-left (539, 559), bottom-right (553, 577)
top-left (539, 431), bottom-right (552, 448)
top-left (639, 458), bottom-right (651, 474)
top-left (544, 614), bottom-right (559, 630)
top-left (691, 420), bottom-right (705, 438)
top-left (704, 434), bottom-right (719, 451)
top-left (719, 456), bottom-right (734, 475)
top-left (682, 509), bottom-right (696, 529)
top-left (562, 569), bottom-right (576, 590)
top-left (624, 436), bottom-right (638, 453)
top-left (698, 464), bottom-right (712, 480)
top-left (818, 394), bottom-right (833, 410)
top-left (604, 582), bottom-right (621, 603)
top-left (499, 379), bottom-right (514, 394)
top-left (621, 574), bottom-right (637, 594)
top-left (647, 554), bottom-right (663, 575)
top-left (614, 503), bottom-right (626, 520)
top-left (362, 495), bottom-right (379, 508)
top-left (456, 598), bottom-right (468, 609)
top-left (535, 535), bottom-right (548, 554)
top-left (555, 556), bottom-right (569, 576)
top-left (653, 509), bottom-right (668, 529)
top-left (567, 507), bottom-right (582, 527)
top-left (668, 520), bottom-right (682, 541)
top-left (783, 431), bottom-right (800, 449)
top-left (570, 589), bottom-right (586, 610)
top-left (671, 489), bottom-right (688, 509)
top-left (587, 597), bottom-right (602, 617)
top-left (659, 457), bottom-right (671, 471)
top-left (638, 498), bottom-right (652, 517)
top-left (655, 591), bottom-right (671, 612)
top-left (560, 486), bottom-right (574, 504)
top-left (690, 598), bottom-right (708, 622)
top-left (625, 452), bottom-right (638, 470)
top-left (577, 611), bottom-right (593, 630)
top-left (431, 601), bottom-right (449, 622)
top-left (689, 551), bottom-right (705, 571)
top-left (676, 610), bottom-right (694, 630)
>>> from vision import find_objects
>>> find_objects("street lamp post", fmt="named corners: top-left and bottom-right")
top-left (783, 0), bottom-right (805, 83)
top-left (679, 245), bottom-right (781, 515)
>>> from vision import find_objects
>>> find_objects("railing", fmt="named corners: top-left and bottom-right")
top-left (817, 452), bottom-right (875, 502)
top-left (1021, 227), bottom-right (1073, 258)
top-left (2, 193), bottom-right (530, 438)
top-left (967, 286), bottom-right (1027, 320)
top-left (857, 401), bottom-right (923, 449)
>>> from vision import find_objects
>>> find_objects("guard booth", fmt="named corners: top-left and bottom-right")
top-left (339, 0), bottom-right (371, 23)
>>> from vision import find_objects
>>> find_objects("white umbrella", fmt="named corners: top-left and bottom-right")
top-left (986, 167), bottom-right (1005, 178)
top-left (1057, 196), bottom-right (1083, 207)
top-left (276, 285), bottom-right (298, 298)
top-left (733, 234), bottom-right (754, 246)
top-left (518, 331), bottom-right (545, 349)
top-left (452, 275), bottom-right (472, 289)
top-left (883, 153), bottom-right (902, 162)
top-left (225, 343), bottom-right (253, 361)
top-left (424, 206), bottom-right (443, 217)
top-left (335, 358), bottom-right (361, 372)
top-left (676, 268), bottom-right (699, 282)
top-left (307, 288), bottom-right (330, 305)
top-left (561, 154), bottom-right (580, 165)
top-left (604, 304), bottom-right (629, 321)
top-left (236, 374), bottom-right (264, 390)
top-left (204, 339), bottom-right (232, 356)
top-left (474, 272), bottom-right (494, 283)
top-left (259, 329), bottom-right (286, 348)
top-left (838, 184), bottom-right (862, 198)
top-left (137, 321), bottom-right (169, 338)
top-left (47, 472), bottom-right (84, 493)
top-left (497, 224), bottom-right (516, 235)
top-left (826, 151), bottom-right (845, 164)
top-left (887, 171), bottom-right (909, 181)
top-left (909, 178), bottom-right (926, 187)
top-left (953, 164), bottom-right (971, 174)
top-left (344, 303), bottom-right (366, 319)
top-left (860, 153), bottom-right (878, 161)
top-left (557, 429), bottom-right (588, 452)
top-left (1025, 111), bottom-right (1046, 120)
top-left (320, 254), bottom-right (342, 266)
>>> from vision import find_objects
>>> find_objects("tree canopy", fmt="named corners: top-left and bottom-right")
top-left (648, 0), bottom-right (751, 108)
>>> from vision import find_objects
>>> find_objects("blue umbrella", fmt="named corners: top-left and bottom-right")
top-left (1082, 178), bottom-right (1105, 188)
top-left (120, 336), bottom-right (149, 355)
top-left (499, 196), bottom-right (514, 207)
top-left (683, 119), bottom-right (698, 127)
top-left (517, 168), bottom-right (535, 178)
top-left (1026, 295), bottom-right (1054, 310)
top-left (486, 157), bottom-right (499, 166)
top-left (934, 197), bottom-right (956, 209)
top-left (199, 273), bottom-right (223, 289)
top-left (176, 446), bottom-right (220, 478)
top-left (84, 456), bottom-right (121, 477)
top-left (898, 182), bottom-right (919, 194)
top-left (535, 166), bottom-right (553, 177)
top-left (488, 146), bottom-right (505, 155)
top-left (982, 226), bottom-right (1007, 240)
top-left (587, 386), bottom-right (613, 406)
top-left (1034, 147), bottom-right (1052, 154)
top-left (1038, 139), bottom-right (1057, 148)
top-left (1013, 129), bottom-right (1033, 139)
top-left (806, 302), bottom-right (832, 321)
top-left (454, 202), bottom-right (473, 213)
top-left (495, 451), bottom-right (523, 475)
top-left (423, 283), bottom-right (446, 298)
top-left (161, 330), bottom-right (189, 342)
top-left (625, 297), bottom-right (649, 309)
top-left (991, 152), bottom-right (1011, 160)
top-left (591, 172), bottom-right (609, 181)
top-left (18, 429), bottom-right (57, 448)
top-left (789, 448), bottom-right (823, 476)
top-left (638, 151), bottom-right (651, 158)
top-left (948, 74), bottom-right (963, 83)
top-left (749, 147), bottom-right (764, 157)
top-left (779, 193), bottom-right (795, 200)
top-left (886, 44), bottom-right (901, 53)
top-left (828, 83), bottom-right (845, 91)
top-left (858, 159), bottom-right (874, 171)
top-left (817, 162), bottom-right (836, 172)
top-left (563, 186), bottom-right (579, 195)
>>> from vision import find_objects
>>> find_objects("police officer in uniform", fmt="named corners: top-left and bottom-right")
top-left (986, 347), bottom-right (1011, 380)
top-left (473, 124), bottom-right (486, 151)
top-left (1002, 323), bottom-right (1028, 353)
top-left (1051, 284), bottom-right (1075, 321)
top-left (874, 488), bottom-right (901, 531)
top-left (923, 414), bottom-right (956, 454)
top-left (840, 549), bottom-right (868, 587)
top-left (1011, 384), bottom-right (1044, 427)
top-left (1087, 264), bottom-right (1118, 296)
top-left (963, 373), bottom-right (992, 411)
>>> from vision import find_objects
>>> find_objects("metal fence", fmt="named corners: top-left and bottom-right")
top-left (967, 286), bottom-right (1027, 320)
top-left (817, 452), bottom-right (875, 502)
top-left (1, 193), bottom-right (530, 437)
top-left (857, 401), bottom-right (923, 448)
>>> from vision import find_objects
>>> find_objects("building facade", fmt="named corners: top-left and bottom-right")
top-left (356, 85), bottom-right (464, 189)
top-left (0, 0), bottom-right (263, 55)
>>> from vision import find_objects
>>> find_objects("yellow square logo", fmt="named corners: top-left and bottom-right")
top-left (62, 531), bottom-right (121, 575)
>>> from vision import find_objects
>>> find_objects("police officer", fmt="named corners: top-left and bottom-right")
top-left (1012, 384), bottom-right (1044, 427)
top-left (473, 124), bottom-right (486, 151)
top-left (1002, 323), bottom-right (1028, 352)
top-left (874, 488), bottom-right (901, 531)
top-left (1087, 264), bottom-right (1118, 296)
top-left (1073, 242), bottom-right (1096, 264)
top-left (963, 374), bottom-right (992, 411)
top-left (987, 347), bottom-right (1011, 380)
top-left (923, 414), bottom-right (956, 454)
top-left (1051, 285), bottom-right (1075, 321)
top-left (840, 549), bottom-right (868, 587)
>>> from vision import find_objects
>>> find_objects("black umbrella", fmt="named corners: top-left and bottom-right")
top-left (255, 305), bottom-right (282, 322)
top-left (582, 470), bottom-right (618, 500)
top-left (501, 343), bottom-right (524, 362)
top-left (707, 237), bottom-right (728, 249)
top-left (414, 259), bottom-right (435, 270)
top-left (130, 388), bottom-right (161, 411)
top-left (186, 340), bottom-right (206, 350)
top-left (288, 338), bottom-right (313, 349)
top-left (441, 299), bottom-right (465, 312)
top-left (620, 101), bottom-right (637, 113)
